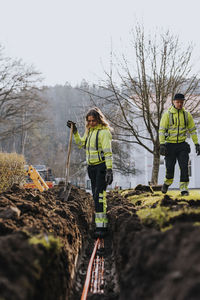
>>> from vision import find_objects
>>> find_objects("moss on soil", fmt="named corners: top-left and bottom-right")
top-left (122, 189), bottom-right (200, 230)
top-left (107, 187), bottom-right (200, 300)
top-left (29, 234), bottom-right (62, 252)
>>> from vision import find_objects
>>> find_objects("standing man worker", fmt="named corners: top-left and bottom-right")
top-left (67, 107), bottom-right (113, 236)
top-left (159, 93), bottom-right (200, 196)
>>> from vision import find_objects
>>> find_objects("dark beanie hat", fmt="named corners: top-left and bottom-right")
top-left (174, 93), bottom-right (185, 100)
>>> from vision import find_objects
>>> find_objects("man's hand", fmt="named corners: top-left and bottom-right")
top-left (105, 169), bottom-right (113, 185)
top-left (195, 144), bottom-right (200, 156)
top-left (160, 144), bottom-right (167, 156)
top-left (67, 120), bottom-right (77, 134)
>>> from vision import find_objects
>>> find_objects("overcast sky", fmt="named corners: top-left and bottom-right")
top-left (0, 0), bottom-right (199, 86)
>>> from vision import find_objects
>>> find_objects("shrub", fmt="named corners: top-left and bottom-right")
top-left (0, 152), bottom-right (26, 193)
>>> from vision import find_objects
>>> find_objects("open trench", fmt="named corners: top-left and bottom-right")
top-left (69, 233), bottom-right (119, 300)
top-left (0, 184), bottom-right (137, 300)
top-left (71, 188), bottom-right (200, 300)
top-left (68, 188), bottom-right (142, 300)
top-left (1, 185), bottom-right (200, 299)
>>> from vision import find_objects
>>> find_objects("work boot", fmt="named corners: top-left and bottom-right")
top-left (161, 183), bottom-right (169, 194)
top-left (94, 227), bottom-right (107, 239)
top-left (181, 190), bottom-right (189, 196)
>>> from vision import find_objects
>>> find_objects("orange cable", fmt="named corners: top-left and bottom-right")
top-left (81, 238), bottom-right (100, 300)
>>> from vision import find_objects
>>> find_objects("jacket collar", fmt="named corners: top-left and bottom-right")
top-left (169, 105), bottom-right (185, 114)
top-left (89, 124), bottom-right (107, 131)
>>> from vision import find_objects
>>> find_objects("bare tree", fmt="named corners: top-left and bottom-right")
top-left (112, 140), bottom-right (138, 175)
top-left (87, 26), bottom-right (200, 184)
top-left (0, 45), bottom-right (46, 153)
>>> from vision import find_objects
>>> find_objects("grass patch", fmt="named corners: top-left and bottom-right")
top-left (128, 190), bottom-right (200, 204)
top-left (166, 190), bottom-right (200, 201)
top-left (137, 206), bottom-right (183, 229)
top-left (193, 222), bottom-right (200, 227)
top-left (122, 189), bottom-right (200, 230)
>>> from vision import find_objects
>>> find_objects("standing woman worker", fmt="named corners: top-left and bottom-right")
top-left (67, 107), bottom-right (113, 236)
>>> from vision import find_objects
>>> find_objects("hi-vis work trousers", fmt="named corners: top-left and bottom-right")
top-left (87, 162), bottom-right (108, 230)
top-left (164, 142), bottom-right (190, 191)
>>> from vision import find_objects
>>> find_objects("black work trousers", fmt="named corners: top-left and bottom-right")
top-left (165, 142), bottom-right (190, 183)
top-left (87, 162), bottom-right (107, 212)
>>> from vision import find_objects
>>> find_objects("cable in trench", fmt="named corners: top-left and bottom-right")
top-left (81, 238), bottom-right (105, 299)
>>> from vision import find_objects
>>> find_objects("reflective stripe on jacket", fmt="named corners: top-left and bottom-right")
top-left (74, 125), bottom-right (112, 169)
top-left (95, 191), bottom-right (108, 228)
top-left (159, 106), bottom-right (198, 144)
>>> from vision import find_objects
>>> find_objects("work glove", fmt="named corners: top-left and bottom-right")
top-left (160, 144), bottom-right (167, 156)
top-left (195, 144), bottom-right (200, 156)
top-left (67, 120), bottom-right (77, 134)
top-left (105, 169), bottom-right (113, 185)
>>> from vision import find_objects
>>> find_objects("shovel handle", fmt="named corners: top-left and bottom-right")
top-left (65, 124), bottom-right (73, 190)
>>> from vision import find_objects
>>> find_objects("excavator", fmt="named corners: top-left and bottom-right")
top-left (24, 165), bottom-right (55, 192)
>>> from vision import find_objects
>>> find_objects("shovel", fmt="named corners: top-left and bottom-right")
top-left (64, 123), bottom-right (74, 201)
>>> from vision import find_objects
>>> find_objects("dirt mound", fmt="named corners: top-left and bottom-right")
top-left (107, 190), bottom-right (200, 300)
top-left (0, 185), bottom-right (94, 300)
top-left (2, 184), bottom-right (200, 300)
top-left (123, 184), bottom-right (154, 198)
top-left (135, 184), bottom-right (153, 193)
top-left (116, 222), bottom-right (200, 300)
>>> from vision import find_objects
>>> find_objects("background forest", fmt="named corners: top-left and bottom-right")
top-left (0, 66), bottom-right (134, 186)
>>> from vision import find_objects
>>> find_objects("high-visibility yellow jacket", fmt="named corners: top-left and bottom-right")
top-left (159, 106), bottom-right (198, 144)
top-left (74, 125), bottom-right (113, 169)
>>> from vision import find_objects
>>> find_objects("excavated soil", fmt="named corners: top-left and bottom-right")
top-left (107, 189), bottom-right (200, 300)
top-left (1, 184), bottom-right (200, 300)
top-left (0, 184), bottom-right (94, 300)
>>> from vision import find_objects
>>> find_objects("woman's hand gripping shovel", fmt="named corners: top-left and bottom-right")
top-left (63, 123), bottom-right (74, 201)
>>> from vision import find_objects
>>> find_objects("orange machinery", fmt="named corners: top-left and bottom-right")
top-left (24, 165), bottom-right (55, 191)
